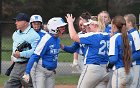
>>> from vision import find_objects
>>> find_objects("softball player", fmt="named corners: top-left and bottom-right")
top-left (30, 15), bottom-right (46, 37)
top-left (98, 11), bottom-right (111, 33)
top-left (107, 16), bottom-right (133, 88)
top-left (96, 15), bottom-right (112, 88)
top-left (23, 17), bottom-right (67, 88)
top-left (124, 14), bottom-right (140, 88)
top-left (66, 14), bottom-right (109, 88)
top-left (29, 15), bottom-right (47, 88)
top-left (72, 12), bottom-right (91, 73)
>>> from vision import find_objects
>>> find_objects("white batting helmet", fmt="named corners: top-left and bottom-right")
top-left (30, 15), bottom-right (43, 23)
top-left (47, 17), bottom-right (67, 34)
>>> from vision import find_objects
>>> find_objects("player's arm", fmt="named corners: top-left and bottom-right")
top-left (65, 14), bottom-right (80, 43)
top-left (61, 42), bottom-right (80, 53)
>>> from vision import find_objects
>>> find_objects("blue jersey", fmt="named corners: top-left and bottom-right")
top-left (109, 33), bottom-right (130, 69)
top-left (26, 33), bottom-right (60, 74)
top-left (104, 24), bottom-right (111, 33)
top-left (76, 31), bottom-right (85, 55)
top-left (79, 32), bottom-right (103, 65)
top-left (128, 28), bottom-right (140, 65)
top-left (99, 33), bottom-right (110, 64)
top-left (36, 29), bottom-right (46, 38)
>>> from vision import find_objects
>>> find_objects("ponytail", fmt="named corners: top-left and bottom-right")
top-left (121, 24), bottom-right (131, 74)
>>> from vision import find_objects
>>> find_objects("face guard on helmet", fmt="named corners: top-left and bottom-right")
top-left (30, 15), bottom-right (43, 23)
top-left (47, 17), bottom-right (67, 34)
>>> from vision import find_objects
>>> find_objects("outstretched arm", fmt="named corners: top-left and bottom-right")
top-left (65, 14), bottom-right (80, 43)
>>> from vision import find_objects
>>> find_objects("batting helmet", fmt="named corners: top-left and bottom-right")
top-left (47, 17), bottom-right (67, 34)
top-left (30, 15), bottom-right (43, 23)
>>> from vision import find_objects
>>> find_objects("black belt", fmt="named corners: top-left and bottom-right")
top-left (42, 66), bottom-right (56, 74)
top-left (93, 63), bottom-right (100, 65)
top-left (42, 65), bottom-right (55, 71)
top-left (16, 61), bottom-right (27, 64)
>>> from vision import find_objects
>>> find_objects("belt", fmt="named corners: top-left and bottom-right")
top-left (93, 63), bottom-right (100, 65)
top-left (42, 66), bottom-right (56, 74)
top-left (16, 61), bottom-right (27, 64)
top-left (42, 65), bottom-right (54, 71)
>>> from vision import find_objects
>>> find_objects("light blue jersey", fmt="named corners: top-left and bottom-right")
top-left (26, 33), bottom-right (60, 74)
top-left (12, 25), bottom-right (40, 62)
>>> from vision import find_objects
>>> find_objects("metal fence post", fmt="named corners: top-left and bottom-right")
top-left (138, 14), bottom-right (140, 31)
top-left (0, 0), bottom-right (2, 74)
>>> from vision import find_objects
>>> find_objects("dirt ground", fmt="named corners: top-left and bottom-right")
top-left (55, 85), bottom-right (76, 88)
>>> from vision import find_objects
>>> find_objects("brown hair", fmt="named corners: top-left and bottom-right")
top-left (76, 12), bottom-right (91, 26)
top-left (124, 14), bottom-right (138, 30)
top-left (112, 16), bottom-right (132, 74)
top-left (75, 12), bottom-right (91, 31)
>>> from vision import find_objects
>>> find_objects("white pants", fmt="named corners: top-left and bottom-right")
top-left (130, 65), bottom-right (140, 88)
top-left (112, 67), bottom-right (133, 88)
top-left (77, 54), bottom-right (84, 73)
top-left (30, 60), bottom-right (55, 88)
top-left (77, 64), bottom-right (106, 88)
top-left (95, 64), bottom-right (113, 88)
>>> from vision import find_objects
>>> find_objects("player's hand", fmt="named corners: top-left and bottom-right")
top-left (65, 14), bottom-right (75, 24)
top-left (72, 59), bottom-right (78, 67)
top-left (11, 55), bottom-right (17, 61)
top-left (106, 62), bottom-right (114, 72)
top-left (60, 44), bottom-right (64, 49)
top-left (13, 51), bottom-right (20, 58)
top-left (22, 73), bottom-right (29, 83)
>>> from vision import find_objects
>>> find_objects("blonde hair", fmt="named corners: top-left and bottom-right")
top-left (124, 14), bottom-right (138, 30)
top-left (97, 15), bottom-right (106, 32)
top-left (91, 16), bottom-right (105, 32)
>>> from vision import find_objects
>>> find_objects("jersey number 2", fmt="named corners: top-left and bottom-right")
top-left (98, 40), bottom-right (109, 55)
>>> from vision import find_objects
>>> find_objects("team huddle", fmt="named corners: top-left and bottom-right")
top-left (4, 11), bottom-right (140, 88)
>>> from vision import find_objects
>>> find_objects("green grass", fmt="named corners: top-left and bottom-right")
top-left (0, 75), bottom-right (9, 86)
top-left (0, 74), bottom-right (79, 87)
top-left (55, 75), bottom-right (79, 85)
top-left (2, 35), bottom-right (74, 62)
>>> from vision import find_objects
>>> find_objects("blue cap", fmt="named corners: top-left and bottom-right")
top-left (13, 13), bottom-right (30, 22)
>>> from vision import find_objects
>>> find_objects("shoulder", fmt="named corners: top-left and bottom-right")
top-left (27, 28), bottom-right (40, 41)
top-left (30, 28), bottom-right (39, 36)
top-left (40, 30), bottom-right (47, 33)
top-left (41, 33), bottom-right (52, 42)
top-left (110, 33), bottom-right (121, 43)
top-left (79, 32), bottom-right (101, 38)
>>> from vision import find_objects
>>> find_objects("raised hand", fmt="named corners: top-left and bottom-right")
top-left (65, 14), bottom-right (75, 24)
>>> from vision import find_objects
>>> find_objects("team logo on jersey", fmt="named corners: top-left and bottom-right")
top-left (49, 44), bottom-right (54, 49)
top-left (49, 44), bottom-right (60, 54)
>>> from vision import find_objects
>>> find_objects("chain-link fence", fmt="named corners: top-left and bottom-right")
top-left (0, 0), bottom-right (140, 77)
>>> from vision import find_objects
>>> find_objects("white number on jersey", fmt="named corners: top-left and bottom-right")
top-left (98, 40), bottom-right (109, 55)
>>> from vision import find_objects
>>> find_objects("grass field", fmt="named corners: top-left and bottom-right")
top-left (0, 74), bottom-right (79, 87)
